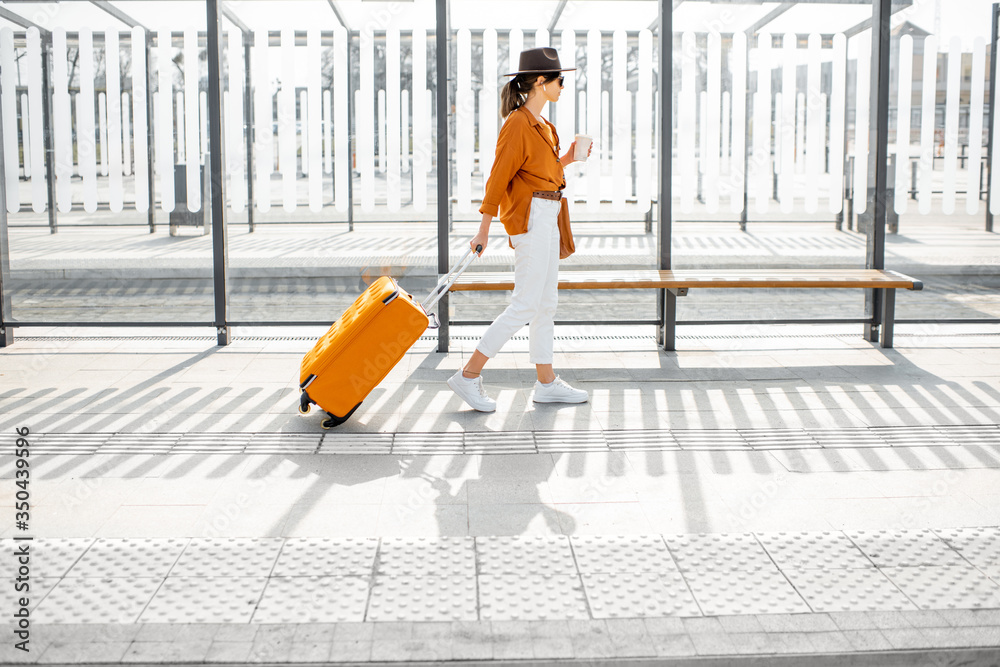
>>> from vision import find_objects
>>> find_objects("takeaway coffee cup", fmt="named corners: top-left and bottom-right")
top-left (574, 134), bottom-right (592, 161)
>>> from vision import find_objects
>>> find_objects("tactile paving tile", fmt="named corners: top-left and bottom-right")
top-left (377, 537), bottom-right (475, 576)
top-left (170, 538), bottom-right (284, 577)
top-left (392, 433), bottom-right (465, 454)
top-left (98, 433), bottom-right (180, 453)
top-left (571, 535), bottom-right (680, 574)
top-left (738, 429), bottom-right (820, 450)
top-left (272, 538), bottom-right (377, 576)
top-left (684, 569), bottom-right (810, 616)
top-left (935, 425), bottom-right (1000, 445)
top-left (665, 533), bottom-right (775, 571)
top-left (247, 433), bottom-right (321, 453)
top-left (756, 532), bottom-right (873, 569)
top-left (31, 433), bottom-right (109, 453)
top-left (604, 430), bottom-right (680, 451)
top-left (809, 430), bottom-right (888, 448)
top-left (476, 536), bottom-right (577, 575)
top-left (366, 575), bottom-right (477, 621)
top-left (319, 433), bottom-right (394, 454)
top-left (672, 431), bottom-right (749, 450)
top-left (464, 431), bottom-right (536, 453)
top-left (783, 568), bottom-right (916, 612)
top-left (881, 565), bottom-right (1000, 610)
top-left (140, 576), bottom-right (269, 623)
top-left (68, 538), bottom-right (189, 578)
top-left (479, 574), bottom-right (590, 621)
top-left (0, 538), bottom-right (94, 578)
top-left (846, 529), bottom-right (964, 567)
top-left (582, 572), bottom-right (701, 618)
top-left (870, 426), bottom-right (952, 447)
top-left (535, 431), bottom-right (608, 452)
top-left (172, 433), bottom-right (252, 452)
top-left (6, 577), bottom-right (60, 611)
top-left (252, 576), bottom-right (369, 623)
top-left (33, 577), bottom-right (162, 623)
top-left (935, 527), bottom-right (1000, 568)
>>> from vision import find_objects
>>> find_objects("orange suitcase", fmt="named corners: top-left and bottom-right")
top-left (298, 246), bottom-right (480, 429)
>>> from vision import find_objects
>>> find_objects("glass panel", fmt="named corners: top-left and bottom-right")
top-left (672, 2), bottom-right (872, 324)
top-left (1, 1), bottom-right (213, 324)
top-left (449, 0), bottom-right (661, 325)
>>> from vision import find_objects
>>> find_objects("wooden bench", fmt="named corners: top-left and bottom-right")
top-left (449, 268), bottom-right (923, 349)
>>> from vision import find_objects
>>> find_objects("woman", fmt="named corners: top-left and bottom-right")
top-left (448, 47), bottom-right (591, 412)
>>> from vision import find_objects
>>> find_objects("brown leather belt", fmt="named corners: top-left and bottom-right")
top-left (532, 190), bottom-right (562, 201)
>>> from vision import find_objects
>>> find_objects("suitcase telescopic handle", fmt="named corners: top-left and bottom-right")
top-left (421, 244), bottom-right (482, 312)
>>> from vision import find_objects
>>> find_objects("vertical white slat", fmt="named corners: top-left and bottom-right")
top-left (106, 30), bottom-right (123, 213)
top-left (79, 29), bottom-right (98, 213)
top-left (679, 32), bottom-right (697, 214)
top-left (334, 25), bottom-right (349, 212)
top-left (386, 28), bottom-right (401, 211)
top-left (852, 31), bottom-right (870, 215)
top-left (308, 28), bottom-right (322, 212)
top-left (805, 34), bottom-right (822, 214)
top-left (280, 29), bottom-right (296, 212)
top-left (377, 89), bottom-right (386, 173)
top-left (509, 28), bottom-right (523, 70)
top-left (942, 36), bottom-right (961, 215)
top-left (359, 28), bottom-right (375, 212)
top-left (200, 90), bottom-right (208, 165)
top-left (699, 89), bottom-right (707, 177)
top-left (602, 90), bottom-right (611, 187)
top-left (706, 30), bottom-right (721, 213)
top-left (721, 90), bottom-right (730, 174)
top-left (575, 89), bottom-right (587, 202)
top-left (411, 27), bottom-right (427, 213)
top-left (300, 89), bottom-right (309, 175)
top-left (774, 92), bottom-right (783, 180)
top-left (992, 35), bottom-right (1000, 213)
top-left (26, 29), bottom-right (45, 210)
top-left (53, 29), bottom-right (73, 212)
top-left (131, 27), bottom-right (148, 213)
top-left (611, 30), bottom-right (628, 211)
top-left (401, 88), bottom-right (410, 174)
top-left (323, 89), bottom-right (332, 175)
top-left (98, 93), bottom-right (109, 177)
top-left (176, 92), bottom-right (186, 164)
top-left (481, 28), bottom-right (498, 182)
top-left (20, 94), bottom-right (30, 179)
top-left (829, 33), bottom-right (846, 214)
top-left (227, 30), bottom-right (245, 213)
top-left (636, 29), bottom-right (652, 212)
top-left (918, 36), bottom-right (937, 215)
top-left (253, 29), bottom-right (272, 212)
top-left (796, 92), bottom-right (806, 173)
top-left (894, 34), bottom-right (913, 215)
top-left (752, 32), bottom-right (771, 214)
top-left (558, 29), bottom-right (576, 201)
top-left (586, 29), bottom-right (601, 210)
top-left (779, 33), bottom-right (795, 214)
top-left (730, 31), bottom-right (747, 214)
top-left (122, 92), bottom-right (131, 176)
top-left (966, 37), bottom-right (986, 215)
top-left (535, 29), bottom-right (549, 48)
top-left (456, 28), bottom-right (472, 213)
top-left (0, 29), bottom-right (17, 212)
top-left (184, 29), bottom-right (200, 211)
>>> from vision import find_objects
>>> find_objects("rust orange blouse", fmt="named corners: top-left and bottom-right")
top-left (479, 105), bottom-right (565, 237)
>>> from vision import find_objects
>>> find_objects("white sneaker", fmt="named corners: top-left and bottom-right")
top-left (448, 370), bottom-right (497, 412)
top-left (533, 376), bottom-right (588, 404)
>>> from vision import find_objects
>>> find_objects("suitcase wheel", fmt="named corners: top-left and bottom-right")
top-left (321, 402), bottom-right (362, 430)
top-left (298, 392), bottom-right (312, 415)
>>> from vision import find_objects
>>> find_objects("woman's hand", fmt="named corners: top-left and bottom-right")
top-left (470, 231), bottom-right (489, 256)
top-left (561, 140), bottom-right (592, 166)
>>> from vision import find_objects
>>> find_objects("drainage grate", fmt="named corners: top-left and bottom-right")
top-left (22, 424), bottom-right (1000, 456)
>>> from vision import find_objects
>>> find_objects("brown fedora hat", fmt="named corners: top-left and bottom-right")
top-left (504, 47), bottom-right (575, 76)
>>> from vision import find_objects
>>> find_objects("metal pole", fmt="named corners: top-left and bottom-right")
top-left (244, 37), bottom-right (255, 232)
top-left (42, 35), bottom-right (57, 234)
top-left (864, 0), bottom-right (891, 344)
top-left (346, 31), bottom-right (355, 232)
top-left (0, 93), bottom-right (11, 348)
top-left (740, 33), bottom-right (750, 233)
top-left (206, 0), bottom-right (230, 346)
top-left (436, 0), bottom-right (451, 354)
top-left (659, 0), bottom-right (675, 351)
top-left (145, 35), bottom-right (156, 232)
top-left (986, 2), bottom-right (998, 232)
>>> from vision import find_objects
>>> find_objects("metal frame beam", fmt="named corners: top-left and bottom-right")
top-left (436, 0), bottom-right (451, 353)
top-left (89, 1), bottom-right (145, 29)
top-left (0, 96), bottom-right (11, 347)
top-left (325, 0), bottom-right (351, 31)
top-left (744, 3), bottom-right (794, 36)
top-left (220, 2), bottom-right (256, 232)
top-left (206, 0), bottom-right (231, 346)
top-left (548, 0), bottom-right (568, 34)
top-left (658, 0), bottom-right (675, 351)
top-left (0, 6), bottom-right (49, 35)
top-left (987, 3), bottom-right (998, 233)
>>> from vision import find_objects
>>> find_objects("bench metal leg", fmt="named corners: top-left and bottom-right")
top-left (880, 288), bottom-right (895, 349)
top-left (863, 288), bottom-right (880, 344)
top-left (437, 293), bottom-right (450, 353)
top-left (656, 289), bottom-right (665, 347)
top-left (662, 289), bottom-right (677, 352)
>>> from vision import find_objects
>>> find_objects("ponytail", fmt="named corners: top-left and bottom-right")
top-left (500, 74), bottom-right (535, 118)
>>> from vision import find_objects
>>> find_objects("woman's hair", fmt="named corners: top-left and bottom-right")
top-left (500, 71), bottom-right (561, 118)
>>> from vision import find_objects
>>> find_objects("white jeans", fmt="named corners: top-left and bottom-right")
top-left (476, 196), bottom-right (561, 364)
